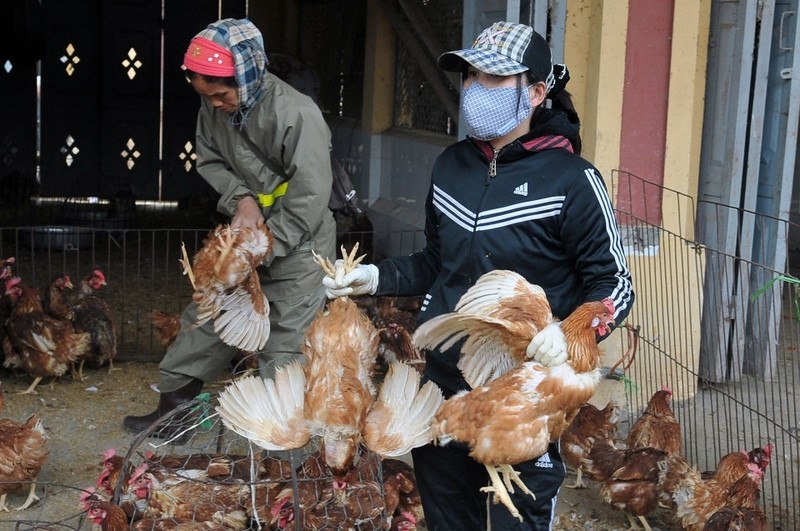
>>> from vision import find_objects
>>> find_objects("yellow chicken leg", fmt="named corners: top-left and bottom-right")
top-left (213, 227), bottom-right (238, 274)
top-left (625, 513), bottom-right (653, 531)
top-left (312, 249), bottom-right (337, 277)
top-left (482, 464), bottom-right (523, 522)
top-left (565, 467), bottom-right (587, 489)
top-left (498, 463), bottom-right (535, 499)
top-left (16, 376), bottom-right (42, 395)
top-left (179, 242), bottom-right (196, 289)
top-left (13, 481), bottom-right (40, 511)
top-left (340, 242), bottom-right (366, 273)
top-left (312, 242), bottom-right (367, 280)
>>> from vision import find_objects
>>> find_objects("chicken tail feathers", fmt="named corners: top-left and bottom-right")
top-left (216, 362), bottom-right (310, 451)
top-left (363, 362), bottom-right (444, 457)
top-left (454, 270), bottom-right (546, 315)
top-left (67, 332), bottom-right (92, 361)
top-left (412, 314), bottom-right (469, 352)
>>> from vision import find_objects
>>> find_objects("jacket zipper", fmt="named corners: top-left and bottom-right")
top-left (487, 148), bottom-right (500, 184)
top-left (469, 147), bottom-right (500, 283)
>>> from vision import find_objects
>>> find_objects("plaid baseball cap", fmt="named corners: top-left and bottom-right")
top-left (438, 21), bottom-right (553, 82)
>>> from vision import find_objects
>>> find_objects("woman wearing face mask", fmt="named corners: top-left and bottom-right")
top-left (324, 21), bottom-right (634, 529)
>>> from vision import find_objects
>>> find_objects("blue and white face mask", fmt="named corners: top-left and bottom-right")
top-left (462, 82), bottom-right (532, 141)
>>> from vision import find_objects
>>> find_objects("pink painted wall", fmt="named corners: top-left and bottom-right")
top-left (617, 1), bottom-right (674, 225)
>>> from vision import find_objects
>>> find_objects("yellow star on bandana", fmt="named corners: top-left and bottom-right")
top-left (191, 45), bottom-right (202, 57)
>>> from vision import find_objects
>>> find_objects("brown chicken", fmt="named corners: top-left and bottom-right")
top-left (414, 269), bottom-right (558, 388)
top-left (701, 443), bottom-right (773, 480)
top-left (390, 513), bottom-right (419, 530)
top-left (270, 451), bottom-right (386, 531)
top-left (42, 273), bottom-right (74, 321)
top-left (626, 386), bottom-right (681, 454)
top-left (560, 400), bottom-right (620, 488)
top-left (217, 313), bottom-right (442, 487)
top-left (373, 296), bottom-right (425, 373)
top-left (413, 269), bottom-right (615, 520)
top-left (95, 448), bottom-right (150, 519)
top-left (71, 268), bottom-right (118, 379)
top-left (127, 461), bottom-right (250, 527)
top-left (217, 246), bottom-right (443, 492)
top-left (3, 277), bottom-right (91, 394)
top-left (97, 446), bottom-right (291, 489)
top-left (150, 310), bottom-right (258, 373)
top-left (150, 310), bottom-right (181, 350)
top-left (703, 464), bottom-right (767, 531)
top-left (382, 458), bottom-right (423, 526)
top-left (81, 492), bottom-right (129, 531)
top-left (0, 381), bottom-right (50, 511)
top-left (96, 447), bottom-right (288, 523)
top-left (82, 491), bottom-right (230, 531)
top-left (219, 293), bottom-right (377, 487)
top-left (181, 223), bottom-right (273, 352)
top-left (580, 436), bottom-right (686, 531)
top-left (0, 257), bottom-right (16, 346)
top-left (671, 446), bottom-right (773, 530)
top-left (96, 448), bottom-right (133, 498)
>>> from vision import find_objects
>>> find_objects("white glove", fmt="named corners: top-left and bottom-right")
top-left (526, 322), bottom-right (568, 367)
top-left (322, 262), bottom-right (379, 298)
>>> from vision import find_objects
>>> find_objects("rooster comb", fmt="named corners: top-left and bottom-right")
top-left (79, 487), bottom-right (96, 506)
top-left (4, 276), bottom-right (22, 291)
top-left (764, 442), bottom-right (775, 456)
top-left (129, 462), bottom-right (148, 483)
top-left (601, 297), bottom-right (615, 315)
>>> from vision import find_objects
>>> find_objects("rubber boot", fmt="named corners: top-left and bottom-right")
top-left (122, 378), bottom-right (204, 438)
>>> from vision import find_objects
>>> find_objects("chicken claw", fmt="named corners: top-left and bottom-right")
top-left (13, 482), bottom-right (40, 511)
top-left (312, 249), bottom-right (337, 277)
top-left (213, 227), bottom-right (238, 274)
top-left (179, 242), bottom-right (196, 290)
top-left (340, 242), bottom-right (366, 274)
top-left (312, 243), bottom-right (367, 280)
top-left (481, 464), bottom-right (535, 522)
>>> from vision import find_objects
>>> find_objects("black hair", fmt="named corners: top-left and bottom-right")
top-left (524, 71), bottom-right (582, 155)
top-left (184, 69), bottom-right (237, 88)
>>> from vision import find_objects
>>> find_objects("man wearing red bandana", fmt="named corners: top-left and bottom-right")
top-left (123, 18), bottom-right (336, 438)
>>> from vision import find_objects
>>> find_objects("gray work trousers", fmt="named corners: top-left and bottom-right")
top-left (158, 240), bottom-right (333, 392)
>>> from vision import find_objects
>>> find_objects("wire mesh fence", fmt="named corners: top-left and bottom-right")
top-left (0, 222), bottom-right (423, 364)
top-left (612, 170), bottom-right (799, 529)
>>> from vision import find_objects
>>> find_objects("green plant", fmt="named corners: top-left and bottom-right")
top-left (751, 274), bottom-right (800, 321)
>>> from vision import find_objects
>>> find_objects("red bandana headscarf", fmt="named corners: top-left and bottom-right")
top-left (183, 37), bottom-right (235, 77)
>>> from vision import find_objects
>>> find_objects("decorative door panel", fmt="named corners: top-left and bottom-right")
top-left (40, 0), bottom-right (103, 198)
top-left (24, 0), bottom-right (249, 202)
top-left (0, 58), bottom-right (38, 207)
top-left (160, 0), bottom-right (246, 201)
top-left (0, 0), bottom-right (44, 209)
top-left (99, 1), bottom-right (161, 200)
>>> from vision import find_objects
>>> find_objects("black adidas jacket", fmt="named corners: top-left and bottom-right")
top-left (376, 115), bottom-right (635, 395)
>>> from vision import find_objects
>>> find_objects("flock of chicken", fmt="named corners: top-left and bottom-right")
top-left (0, 223), bottom-right (775, 530)
top-left (559, 388), bottom-right (773, 530)
top-left (0, 257), bottom-right (117, 394)
top-left (80, 446), bottom-right (421, 530)
top-left (0, 256), bottom-right (116, 514)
